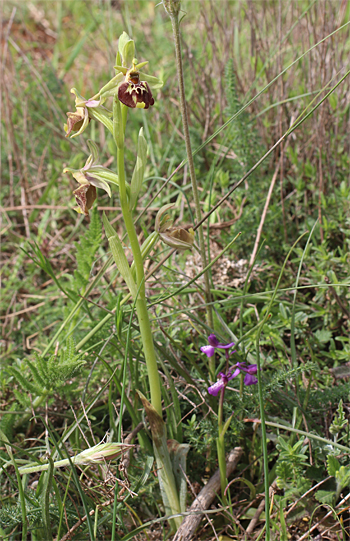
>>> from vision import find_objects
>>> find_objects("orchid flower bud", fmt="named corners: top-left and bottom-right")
top-left (155, 204), bottom-right (196, 252)
top-left (118, 31), bottom-right (135, 67)
top-left (163, 0), bottom-right (181, 16)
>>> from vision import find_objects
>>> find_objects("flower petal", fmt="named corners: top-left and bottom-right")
top-left (87, 176), bottom-right (112, 197)
top-left (244, 373), bottom-right (258, 386)
top-left (208, 380), bottom-right (225, 397)
top-left (85, 99), bottom-right (101, 108)
top-left (228, 367), bottom-right (240, 380)
top-left (245, 364), bottom-right (258, 375)
top-left (207, 334), bottom-right (220, 347)
top-left (217, 342), bottom-right (235, 350)
top-left (207, 334), bottom-right (235, 349)
top-left (200, 345), bottom-right (215, 358)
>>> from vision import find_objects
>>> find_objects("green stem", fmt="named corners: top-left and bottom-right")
top-left (116, 114), bottom-right (162, 417)
top-left (217, 436), bottom-right (227, 504)
top-left (168, 10), bottom-right (214, 370)
top-left (111, 97), bottom-right (181, 529)
top-left (256, 332), bottom-right (270, 540)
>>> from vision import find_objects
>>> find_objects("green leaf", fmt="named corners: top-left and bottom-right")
top-left (40, 457), bottom-right (54, 541)
top-left (220, 414), bottom-right (233, 438)
top-left (315, 489), bottom-right (335, 505)
top-left (327, 455), bottom-right (340, 476)
top-left (137, 391), bottom-right (182, 530)
top-left (7, 366), bottom-right (42, 395)
top-left (129, 128), bottom-right (147, 210)
top-left (102, 213), bottom-right (137, 297)
top-left (315, 329), bottom-right (332, 343)
top-left (168, 440), bottom-right (190, 513)
top-left (336, 465), bottom-right (350, 491)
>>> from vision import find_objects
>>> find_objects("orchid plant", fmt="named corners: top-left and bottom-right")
top-left (64, 32), bottom-right (192, 532)
top-left (201, 334), bottom-right (258, 502)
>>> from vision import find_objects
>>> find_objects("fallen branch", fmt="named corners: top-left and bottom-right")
top-left (172, 447), bottom-right (243, 541)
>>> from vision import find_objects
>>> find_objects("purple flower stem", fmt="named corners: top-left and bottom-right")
top-left (218, 384), bottom-right (225, 433)
top-left (217, 381), bottom-right (228, 505)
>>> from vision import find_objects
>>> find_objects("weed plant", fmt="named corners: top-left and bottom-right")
top-left (1, 1), bottom-right (350, 540)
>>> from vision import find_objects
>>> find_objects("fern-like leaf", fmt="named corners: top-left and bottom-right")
top-left (7, 366), bottom-right (41, 395)
top-left (74, 205), bottom-right (102, 292)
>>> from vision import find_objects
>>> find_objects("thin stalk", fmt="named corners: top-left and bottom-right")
top-left (0, 430), bottom-right (27, 541)
top-left (255, 332), bottom-right (270, 540)
top-left (217, 388), bottom-right (227, 503)
top-left (116, 110), bottom-right (162, 416)
top-left (112, 101), bottom-right (182, 529)
top-left (168, 10), bottom-right (214, 373)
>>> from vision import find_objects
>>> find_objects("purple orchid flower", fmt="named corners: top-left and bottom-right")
top-left (208, 370), bottom-right (236, 396)
top-left (200, 334), bottom-right (235, 358)
top-left (208, 362), bottom-right (258, 397)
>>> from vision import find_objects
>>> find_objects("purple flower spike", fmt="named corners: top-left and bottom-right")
top-left (200, 334), bottom-right (235, 358)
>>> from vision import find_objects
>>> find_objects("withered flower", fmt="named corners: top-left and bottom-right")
top-left (64, 89), bottom-right (103, 138)
top-left (73, 184), bottom-right (97, 216)
top-left (118, 68), bottom-right (155, 109)
top-left (64, 140), bottom-right (120, 216)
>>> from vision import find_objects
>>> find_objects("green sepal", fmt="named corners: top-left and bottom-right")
top-left (115, 50), bottom-right (122, 70)
top-left (129, 127), bottom-right (147, 210)
top-left (138, 71), bottom-right (164, 89)
top-left (102, 213), bottom-right (137, 297)
top-left (88, 166), bottom-right (120, 186)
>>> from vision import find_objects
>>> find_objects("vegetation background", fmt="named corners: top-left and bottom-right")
top-left (1, 0), bottom-right (349, 539)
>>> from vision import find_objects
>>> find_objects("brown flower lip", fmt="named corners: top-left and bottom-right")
top-left (118, 76), bottom-right (155, 109)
